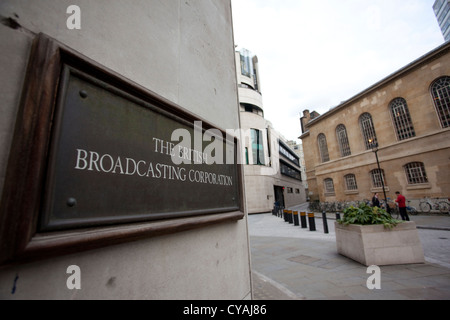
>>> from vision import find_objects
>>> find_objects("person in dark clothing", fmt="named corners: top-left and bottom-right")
top-left (395, 191), bottom-right (410, 221)
top-left (372, 193), bottom-right (380, 208)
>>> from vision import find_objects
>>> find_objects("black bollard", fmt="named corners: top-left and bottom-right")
top-left (300, 212), bottom-right (307, 229)
top-left (308, 213), bottom-right (316, 231)
top-left (283, 210), bottom-right (288, 222)
top-left (293, 211), bottom-right (300, 226)
top-left (322, 211), bottom-right (329, 234)
top-left (288, 210), bottom-right (293, 224)
top-left (336, 212), bottom-right (341, 221)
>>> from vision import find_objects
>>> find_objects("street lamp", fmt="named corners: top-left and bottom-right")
top-left (369, 139), bottom-right (390, 213)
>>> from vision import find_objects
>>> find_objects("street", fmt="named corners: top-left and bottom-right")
top-left (248, 208), bottom-right (450, 300)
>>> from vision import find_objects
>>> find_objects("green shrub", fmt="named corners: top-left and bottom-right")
top-left (338, 203), bottom-right (401, 229)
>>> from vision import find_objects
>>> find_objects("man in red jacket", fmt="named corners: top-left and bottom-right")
top-left (395, 191), bottom-right (410, 221)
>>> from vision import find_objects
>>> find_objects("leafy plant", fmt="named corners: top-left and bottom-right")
top-left (338, 203), bottom-right (401, 229)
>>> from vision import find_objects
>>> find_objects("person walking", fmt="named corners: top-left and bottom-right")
top-left (395, 191), bottom-right (410, 221)
top-left (372, 193), bottom-right (380, 208)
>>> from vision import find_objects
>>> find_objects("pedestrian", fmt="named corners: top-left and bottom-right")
top-left (395, 191), bottom-right (410, 221)
top-left (372, 193), bottom-right (380, 208)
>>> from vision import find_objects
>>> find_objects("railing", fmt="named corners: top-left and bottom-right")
top-left (308, 198), bottom-right (450, 214)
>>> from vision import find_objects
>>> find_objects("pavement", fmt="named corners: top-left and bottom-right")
top-left (249, 203), bottom-right (450, 300)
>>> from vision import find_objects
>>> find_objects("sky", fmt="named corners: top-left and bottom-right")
top-left (231, 0), bottom-right (445, 142)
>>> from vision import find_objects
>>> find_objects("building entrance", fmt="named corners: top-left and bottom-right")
top-left (274, 186), bottom-right (285, 208)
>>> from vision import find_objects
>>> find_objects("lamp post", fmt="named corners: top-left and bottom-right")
top-left (369, 140), bottom-right (390, 213)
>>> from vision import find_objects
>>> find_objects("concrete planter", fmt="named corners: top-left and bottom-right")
top-left (335, 222), bottom-right (425, 266)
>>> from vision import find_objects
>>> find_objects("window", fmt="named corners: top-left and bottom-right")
top-left (390, 98), bottom-right (416, 140)
top-left (251, 129), bottom-right (265, 165)
top-left (360, 113), bottom-right (378, 150)
top-left (324, 178), bottom-right (335, 194)
top-left (370, 169), bottom-right (386, 188)
top-left (404, 162), bottom-right (429, 184)
top-left (279, 141), bottom-right (300, 166)
top-left (287, 187), bottom-right (293, 194)
top-left (295, 189), bottom-right (300, 194)
top-left (318, 134), bottom-right (330, 163)
top-left (430, 76), bottom-right (450, 128)
top-left (336, 124), bottom-right (351, 157)
top-left (344, 174), bottom-right (358, 191)
top-left (240, 49), bottom-right (253, 78)
top-left (280, 160), bottom-right (302, 181)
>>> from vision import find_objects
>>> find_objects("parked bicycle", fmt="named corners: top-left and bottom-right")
top-left (418, 197), bottom-right (450, 214)
top-left (406, 200), bottom-right (418, 216)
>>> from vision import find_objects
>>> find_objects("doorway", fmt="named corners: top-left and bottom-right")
top-left (274, 185), bottom-right (285, 208)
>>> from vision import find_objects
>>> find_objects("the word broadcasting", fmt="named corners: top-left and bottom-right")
top-left (73, 121), bottom-right (283, 183)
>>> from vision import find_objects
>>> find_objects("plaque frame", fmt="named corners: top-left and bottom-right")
top-left (0, 33), bottom-right (244, 266)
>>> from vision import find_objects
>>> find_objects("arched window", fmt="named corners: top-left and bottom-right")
top-left (318, 134), bottom-right (330, 163)
top-left (430, 76), bottom-right (450, 128)
top-left (336, 124), bottom-right (351, 157)
top-left (324, 178), bottom-right (335, 194)
top-left (404, 162), bottom-right (428, 185)
top-left (360, 113), bottom-right (378, 150)
top-left (344, 174), bottom-right (358, 191)
top-left (390, 98), bottom-right (416, 141)
top-left (370, 169), bottom-right (386, 188)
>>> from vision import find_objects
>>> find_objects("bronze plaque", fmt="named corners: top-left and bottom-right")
top-left (40, 67), bottom-right (240, 231)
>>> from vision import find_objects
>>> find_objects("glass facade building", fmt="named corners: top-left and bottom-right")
top-left (434, 0), bottom-right (450, 41)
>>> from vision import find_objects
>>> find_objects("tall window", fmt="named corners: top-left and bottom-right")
top-left (360, 113), bottom-right (378, 150)
top-left (390, 98), bottom-right (416, 141)
top-left (344, 174), bottom-right (358, 191)
top-left (251, 129), bottom-right (265, 165)
top-left (404, 162), bottom-right (429, 184)
top-left (336, 124), bottom-right (351, 157)
top-left (430, 76), bottom-right (450, 128)
top-left (324, 178), bottom-right (335, 194)
top-left (240, 49), bottom-right (253, 78)
top-left (370, 169), bottom-right (386, 188)
top-left (318, 134), bottom-right (330, 163)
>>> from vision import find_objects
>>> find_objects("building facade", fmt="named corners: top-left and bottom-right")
top-left (0, 0), bottom-right (251, 300)
top-left (300, 42), bottom-right (450, 205)
top-left (236, 49), bottom-right (306, 213)
top-left (434, 0), bottom-right (450, 42)
top-left (287, 140), bottom-right (309, 194)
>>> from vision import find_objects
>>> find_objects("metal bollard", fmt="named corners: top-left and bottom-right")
top-left (308, 213), bottom-right (316, 231)
top-left (293, 211), bottom-right (299, 226)
top-left (288, 210), bottom-right (293, 224)
top-left (322, 211), bottom-right (329, 234)
top-left (283, 210), bottom-right (288, 222)
top-left (300, 212), bottom-right (307, 229)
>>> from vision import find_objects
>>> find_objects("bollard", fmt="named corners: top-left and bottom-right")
top-left (300, 212), bottom-right (307, 229)
top-left (308, 213), bottom-right (316, 231)
top-left (322, 211), bottom-right (329, 234)
top-left (293, 211), bottom-right (299, 226)
top-left (283, 210), bottom-right (288, 222)
top-left (335, 212), bottom-right (341, 221)
top-left (288, 210), bottom-right (293, 224)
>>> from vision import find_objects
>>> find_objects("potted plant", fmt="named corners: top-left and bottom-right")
top-left (335, 203), bottom-right (424, 266)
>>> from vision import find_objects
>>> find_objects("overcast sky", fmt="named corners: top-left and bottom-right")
top-left (231, 0), bottom-right (445, 142)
